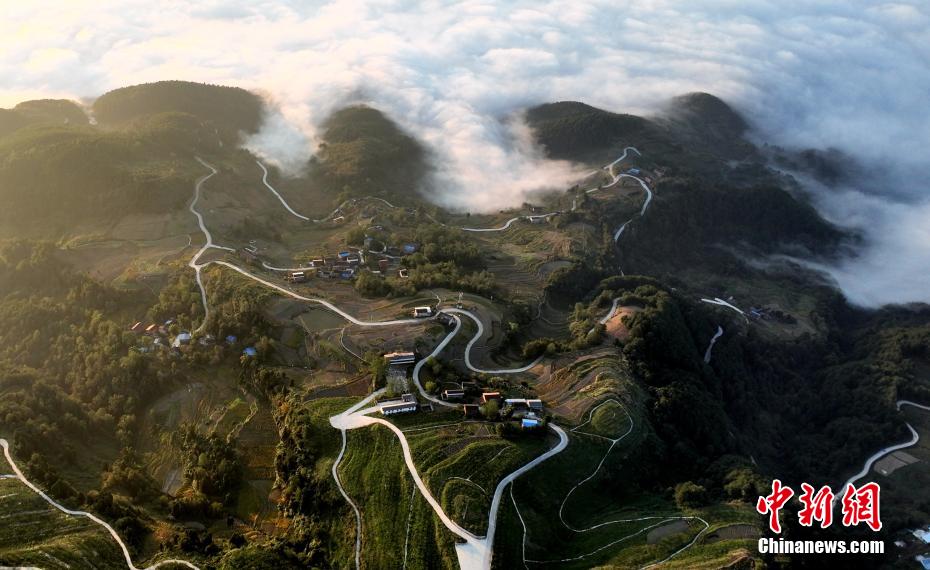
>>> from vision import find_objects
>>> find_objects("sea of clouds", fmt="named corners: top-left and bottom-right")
top-left (2, 0), bottom-right (928, 306)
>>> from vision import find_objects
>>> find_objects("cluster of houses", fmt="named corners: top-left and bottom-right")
top-left (261, 247), bottom-right (416, 283)
top-left (129, 322), bottom-right (258, 358)
top-left (375, 349), bottom-right (545, 429)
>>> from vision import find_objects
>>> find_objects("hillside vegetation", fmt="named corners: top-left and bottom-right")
top-left (0, 82), bottom-right (269, 237)
top-left (312, 105), bottom-right (427, 201)
top-left (92, 80), bottom-right (263, 137)
top-left (0, 99), bottom-right (88, 138)
top-left (0, 122), bottom-right (204, 236)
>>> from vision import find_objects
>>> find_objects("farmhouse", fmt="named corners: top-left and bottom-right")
top-left (381, 399), bottom-right (418, 416)
top-left (481, 392), bottom-right (502, 404)
top-left (288, 271), bottom-right (307, 283)
top-left (413, 306), bottom-right (433, 318)
top-left (463, 404), bottom-right (481, 419)
top-left (384, 351), bottom-right (416, 367)
top-left (172, 332), bottom-right (192, 347)
top-left (442, 389), bottom-right (465, 400)
top-left (130, 321), bottom-right (144, 334)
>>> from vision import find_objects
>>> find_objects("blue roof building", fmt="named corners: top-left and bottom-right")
top-left (521, 418), bottom-right (540, 429)
top-left (243, 347), bottom-right (258, 357)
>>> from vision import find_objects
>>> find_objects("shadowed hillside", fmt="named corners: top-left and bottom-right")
top-left (310, 105), bottom-right (427, 202)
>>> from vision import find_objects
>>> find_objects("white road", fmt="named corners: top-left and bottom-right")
top-left (443, 309), bottom-right (544, 374)
top-left (703, 326), bottom-right (724, 364)
top-left (700, 297), bottom-right (749, 323)
top-left (599, 298), bottom-right (621, 325)
top-left (212, 260), bottom-right (422, 327)
top-left (1, 439), bottom-right (200, 570)
top-left (256, 161), bottom-right (310, 221)
top-left (836, 400), bottom-right (930, 505)
top-left (189, 158), bottom-right (235, 334)
top-left (513, 400), bottom-right (710, 568)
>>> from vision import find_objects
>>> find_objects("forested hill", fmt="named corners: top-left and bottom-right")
top-left (311, 105), bottom-right (427, 201)
top-left (0, 117), bottom-right (210, 237)
top-left (0, 82), bottom-right (271, 238)
top-left (92, 80), bottom-right (263, 137)
top-left (0, 99), bottom-right (88, 138)
top-left (524, 101), bottom-right (657, 162)
top-left (526, 93), bottom-right (759, 178)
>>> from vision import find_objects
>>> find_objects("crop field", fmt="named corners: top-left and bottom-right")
top-left (487, 383), bottom-right (759, 568)
top-left (339, 424), bottom-right (458, 570)
top-left (0, 479), bottom-right (126, 569)
top-left (405, 421), bottom-right (553, 536)
top-left (533, 353), bottom-right (634, 423)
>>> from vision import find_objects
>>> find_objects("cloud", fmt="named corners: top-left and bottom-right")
top-left (1, 1), bottom-right (928, 306)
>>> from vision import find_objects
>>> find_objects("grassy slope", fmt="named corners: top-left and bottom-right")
top-left (0, 479), bottom-right (125, 568)
top-left (339, 424), bottom-right (457, 570)
top-left (492, 382), bottom-right (758, 569)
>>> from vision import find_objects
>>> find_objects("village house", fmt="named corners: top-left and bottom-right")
top-left (481, 392), bottom-right (502, 404)
top-left (381, 394), bottom-right (418, 416)
top-left (463, 404), bottom-right (481, 419)
top-left (413, 306), bottom-right (433, 318)
top-left (442, 389), bottom-right (465, 400)
top-left (384, 351), bottom-right (416, 367)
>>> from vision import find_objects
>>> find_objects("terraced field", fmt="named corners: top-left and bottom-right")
top-left (405, 421), bottom-right (552, 536)
top-left (0, 478), bottom-right (126, 568)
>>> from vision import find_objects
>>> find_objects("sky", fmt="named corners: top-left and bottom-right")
top-left (2, 0), bottom-right (928, 307)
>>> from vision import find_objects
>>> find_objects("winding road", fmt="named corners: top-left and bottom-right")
top-left (512, 399), bottom-right (709, 568)
top-left (0, 155), bottom-right (679, 570)
top-left (461, 146), bottom-right (651, 235)
top-left (0, 439), bottom-right (201, 570)
top-left (703, 326), bottom-right (724, 364)
top-left (835, 400), bottom-right (930, 505)
top-left (257, 160), bottom-right (310, 221)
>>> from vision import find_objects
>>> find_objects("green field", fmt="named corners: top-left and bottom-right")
top-left (339, 424), bottom-right (458, 569)
top-left (0, 479), bottom-right (126, 568)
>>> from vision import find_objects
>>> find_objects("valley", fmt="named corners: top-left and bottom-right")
top-left (1, 80), bottom-right (928, 570)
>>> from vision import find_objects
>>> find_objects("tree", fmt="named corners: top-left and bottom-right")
top-left (480, 399), bottom-right (499, 420)
top-left (674, 481), bottom-right (708, 509)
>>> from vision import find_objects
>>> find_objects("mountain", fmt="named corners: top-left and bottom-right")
top-left (524, 101), bottom-right (657, 162)
top-left (0, 82), bottom-right (267, 237)
top-left (0, 99), bottom-right (88, 138)
top-left (0, 118), bottom-right (208, 236)
top-left (312, 105), bottom-right (427, 200)
top-left (92, 80), bottom-right (263, 143)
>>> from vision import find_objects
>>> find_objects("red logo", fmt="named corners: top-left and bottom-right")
top-left (756, 479), bottom-right (794, 534)
top-left (756, 481), bottom-right (881, 533)
top-left (840, 482), bottom-right (881, 531)
top-left (798, 483), bottom-right (834, 528)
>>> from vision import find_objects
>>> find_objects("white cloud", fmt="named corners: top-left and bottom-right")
top-left (1, 0), bottom-right (928, 306)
